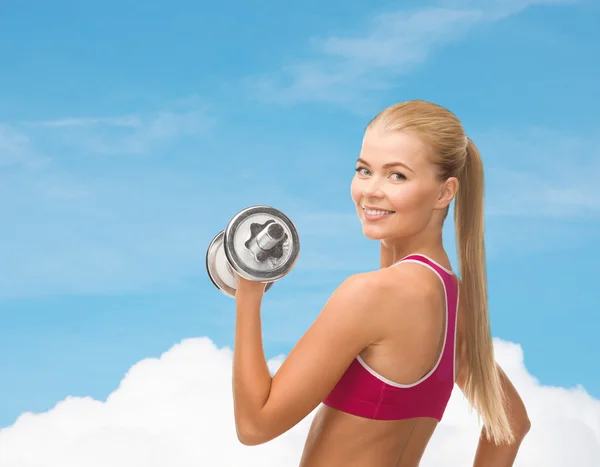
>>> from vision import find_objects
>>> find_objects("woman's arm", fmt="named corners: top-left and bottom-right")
top-left (454, 284), bottom-right (531, 466)
top-left (232, 270), bottom-right (392, 446)
top-left (471, 365), bottom-right (531, 466)
top-left (456, 360), bottom-right (531, 466)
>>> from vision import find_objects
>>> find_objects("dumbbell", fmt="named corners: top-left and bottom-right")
top-left (205, 206), bottom-right (300, 298)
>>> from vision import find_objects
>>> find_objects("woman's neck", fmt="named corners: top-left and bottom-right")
top-left (379, 232), bottom-right (446, 269)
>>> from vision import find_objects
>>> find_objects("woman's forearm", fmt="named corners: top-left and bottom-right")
top-left (472, 421), bottom-right (530, 466)
top-left (232, 289), bottom-right (272, 441)
top-left (472, 364), bottom-right (531, 466)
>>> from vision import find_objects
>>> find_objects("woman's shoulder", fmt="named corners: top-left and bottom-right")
top-left (350, 263), bottom-right (451, 349)
top-left (376, 261), bottom-right (445, 296)
top-left (346, 263), bottom-right (444, 319)
top-left (331, 260), bottom-right (449, 316)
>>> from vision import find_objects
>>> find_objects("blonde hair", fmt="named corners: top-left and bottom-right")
top-left (367, 100), bottom-right (514, 445)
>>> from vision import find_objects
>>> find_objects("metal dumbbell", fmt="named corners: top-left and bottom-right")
top-left (205, 206), bottom-right (300, 298)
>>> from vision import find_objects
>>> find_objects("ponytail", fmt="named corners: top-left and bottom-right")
top-left (454, 138), bottom-right (515, 445)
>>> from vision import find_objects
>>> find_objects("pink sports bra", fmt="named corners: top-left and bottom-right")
top-left (322, 254), bottom-right (459, 422)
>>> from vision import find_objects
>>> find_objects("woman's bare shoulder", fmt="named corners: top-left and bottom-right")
top-left (376, 261), bottom-right (447, 299)
top-left (362, 262), bottom-right (447, 327)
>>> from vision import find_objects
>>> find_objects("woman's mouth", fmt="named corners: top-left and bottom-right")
top-left (362, 205), bottom-right (395, 220)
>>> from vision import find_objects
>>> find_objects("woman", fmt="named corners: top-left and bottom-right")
top-left (231, 100), bottom-right (531, 466)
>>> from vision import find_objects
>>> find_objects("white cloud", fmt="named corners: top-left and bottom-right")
top-left (28, 104), bottom-right (215, 156)
top-left (246, 0), bottom-right (575, 107)
top-left (487, 167), bottom-right (600, 217)
top-left (1, 337), bottom-right (598, 466)
top-left (0, 124), bottom-right (50, 170)
top-left (34, 116), bottom-right (142, 128)
top-left (479, 128), bottom-right (600, 218)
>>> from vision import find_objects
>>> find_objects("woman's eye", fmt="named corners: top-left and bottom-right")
top-left (391, 172), bottom-right (406, 181)
top-left (355, 167), bottom-right (405, 181)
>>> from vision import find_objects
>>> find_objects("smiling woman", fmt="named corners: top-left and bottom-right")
top-left (231, 100), bottom-right (531, 467)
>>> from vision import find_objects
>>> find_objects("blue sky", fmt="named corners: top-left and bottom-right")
top-left (1, 0), bottom-right (599, 430)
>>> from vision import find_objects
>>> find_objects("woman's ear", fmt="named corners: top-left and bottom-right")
top-left (436, 177), bottom-right (459, 209)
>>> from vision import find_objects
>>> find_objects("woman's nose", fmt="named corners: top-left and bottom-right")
top-left (361, 178), bottom-right (385, 198)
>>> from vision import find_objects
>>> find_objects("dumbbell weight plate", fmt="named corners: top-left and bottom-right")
top-left (223, 206), bottom-right (300, 282)
top-left (205, 230), bottom-right (275, 298)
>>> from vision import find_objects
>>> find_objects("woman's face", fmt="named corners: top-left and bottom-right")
top-left (350, 126), bottom-right (449, 241)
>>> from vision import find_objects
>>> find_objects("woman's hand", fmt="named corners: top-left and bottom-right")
top-left (233, 270), bottom-right (268, 299)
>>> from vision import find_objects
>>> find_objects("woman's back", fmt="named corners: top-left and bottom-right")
top-left (300, 406), bottom-right (439, 466)
top-left (299, 254), bottom-right (463, 467)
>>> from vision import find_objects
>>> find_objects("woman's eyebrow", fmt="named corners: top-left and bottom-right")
top-left (356, 157), bottom-right (414, 173)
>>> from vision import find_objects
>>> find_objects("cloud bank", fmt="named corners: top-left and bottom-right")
top-left (1, 337), bottom-right (598, 466)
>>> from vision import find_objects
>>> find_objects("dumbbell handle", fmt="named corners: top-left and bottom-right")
top-left (246, 223), bottom-right (285, 259)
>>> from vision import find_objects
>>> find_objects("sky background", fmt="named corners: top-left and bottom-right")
top-left (1, 0), bottom-right (599, 464)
